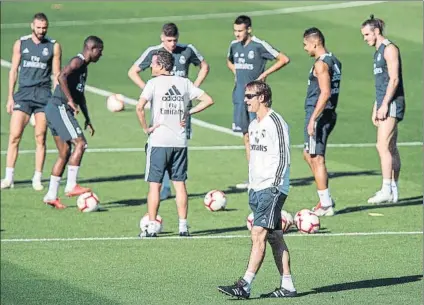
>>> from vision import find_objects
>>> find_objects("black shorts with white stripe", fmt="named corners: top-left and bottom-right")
top-left (304, 109), bottom-right (336, 156)
top-left (45, 99), bottom-right (85, 142)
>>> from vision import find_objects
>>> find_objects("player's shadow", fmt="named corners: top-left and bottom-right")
top-left (12, 174), bottom-right (145, 187)
top-left (291, 170), bottom-right (379, 187)
top-left (335, 195), bottom-right (423, 215)
top-left (295, 274), bottom-right (423, 297)
top-left (103, 198), bottom-right (148, 207)
top-left (191, 226), bottom-right (247, 235)
top-left (239, 274), bottom-right (423, 300)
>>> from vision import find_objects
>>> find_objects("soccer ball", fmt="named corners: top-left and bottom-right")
top-left (293, 209), bottom-right (311, 225)
top-left (77, 192), bottom-right (100, 212)
top-left (204, 190), bottom-right (227, 211)
top-left (246, 212), bottom-right (254, 230)
top-left (106, 94), bottom-right (125, 112)
top-left (281, 210), bottom-right (294, 232)
top-left (295, 209), bottom-right (320, 234)
top-left (139, 213), bottom-right (163, 233)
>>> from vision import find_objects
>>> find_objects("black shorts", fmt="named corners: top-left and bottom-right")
top-left (13, 87), bottom-right (51, 115)
top-left (45, 100), bottom-right (85, 142)
top-left (377, 97), bottom-right (405, 122)
top-left (145, 146), bottom-right (188, 183)
top-left (304, 109), bottom-right (337, 156)
top-left (249, 187), bottom-right (287, 230)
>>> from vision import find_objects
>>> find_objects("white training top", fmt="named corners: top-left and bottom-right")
top-left (248, 109), bottom-right (291, 194)
top-left (140, 75), bottom-right (204, 147)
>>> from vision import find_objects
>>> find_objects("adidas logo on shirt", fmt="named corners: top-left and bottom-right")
top-left (162, 85), bottom-right (184, 102)
top-left (22, 48), bottom-right (29, 54)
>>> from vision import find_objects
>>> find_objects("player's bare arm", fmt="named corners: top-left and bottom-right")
top-left (52, 42), bottom-right (62, 88)
top-left (128, 64), bottom-right (146, 90)
top-left (307, 60), bottom-right (331, 136)
top-left (79, 96), bottom-right (94, 136)
top-left (7, 40), bottom-right (21, 114)
top-left (371, 102), bottom-right (378, 127)
top-left (193, 60), bottom-right (210, 87)
top-left (136, 97), bottom-right (154, 134)
top-left (257, 52), bottom-right (290, 81)
top-left (58, 57), bottom-right (84, 114)
top-left (377, 45), bottom-right (400, 120)
top-left (188, 92), bottom-right (214, 116)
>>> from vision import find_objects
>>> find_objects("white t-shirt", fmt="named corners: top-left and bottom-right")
top-left (248, 109), bottom-right (291, 194)
top-left (140, 75), bottom-right (204, 147)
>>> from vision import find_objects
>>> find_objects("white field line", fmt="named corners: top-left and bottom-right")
top-left (1, 231), bottom-right (422, 243)
top-left (1, 142), bottom-right (422, 155)
top-left (1, 1), bottom-right (387, 29)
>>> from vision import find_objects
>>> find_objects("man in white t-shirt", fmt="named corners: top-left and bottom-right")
top-left (218, 81), bottom-right (297, 299)
top-left (136, 50), bottom-right (214, 237)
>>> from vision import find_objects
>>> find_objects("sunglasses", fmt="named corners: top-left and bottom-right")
top-left (244, 93), bottom-right (260, 99)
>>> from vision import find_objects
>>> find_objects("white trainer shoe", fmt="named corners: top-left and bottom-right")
top-left (235, 180), bottom-right (249, 190)
top-left (312, 201), bottom-right (335, 217)
top-left (367, 191), bottom-right (393, 204)
top-left (160, 187), bottom-right (172, 201)
top-left (1, 179), bottom-right (14, 189)
top-left (32, 179), bottom-right (44, 191)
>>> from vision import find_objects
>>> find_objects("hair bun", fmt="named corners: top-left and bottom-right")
top-left (370, 14), bottom-right (375, 19)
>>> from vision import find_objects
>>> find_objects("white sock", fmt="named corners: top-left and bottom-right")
top-left (317, 189), bottom-right (332, 208)
top-left (382, 179), bottom-right (392, 194)
top-left (65, 165), bottom-right (79, 190)
top-left (243, 271), bottom-right (255, 292)
top-left (46, 175), bottom-right (61, 199)
top-left (5, 167), bottom-right (14, 182)
top-left (391, 180), bottom-right (398, 190)
top-left (391, 180), bottom-right (398, 198)
top-left (162, 171), bottom-right (171, 190)
top-left (179, 219), bottom-right (188, 233)
top-left (33, 171), bottom-right (42, 182)
top-left (281, 274), bottom-right (296, 292)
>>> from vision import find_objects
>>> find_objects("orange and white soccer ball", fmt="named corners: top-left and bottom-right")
top-left (295, 209), bottom-right (320, 234)
top-left (204, 190), bottom-right (227, 211)
top-left (139, 213), bottom-right (163, 233)
top-left (77, 192), bottom-right (100, 212)
top-left (106, 94), bottom-right (125, 112)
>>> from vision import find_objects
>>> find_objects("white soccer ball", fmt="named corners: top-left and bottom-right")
top-left (139, 213), bottom-right (163, 233)
top-left (246, 212), bottom-right (254, 230)
top-left (295, 209), bottom-right (320, 234)
top-left (77, 192), bottom-right (100, 212)
top-left (293, 208), bottom-right (311, 225)
top-left (106, 94), bottom-right (125, 112)
top-left (29, 113), bottom-right (36, 127)
top-left (204, 190), bottom-right (227, 211)
top-left (281, 210), bottom-right (294, 232)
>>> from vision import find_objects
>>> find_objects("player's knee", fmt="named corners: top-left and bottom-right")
top-left (376, 141), bottom-right (389, 153)
top-left (74, 138), bottom-right (87, 152)
top-left (34, 132), bottom-right (46, 146)
top-left (251, 226), bottom-right (267, 244)
top-left (8, 131), bottom-right (23, 146)
top-left (311, 155), bottom-right (325, 166)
